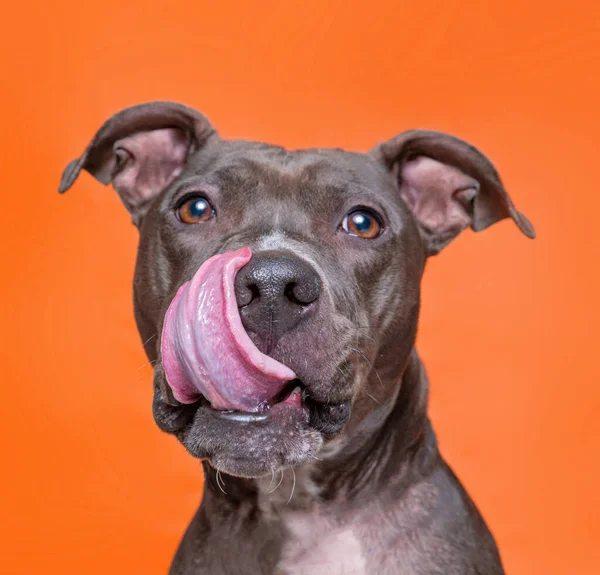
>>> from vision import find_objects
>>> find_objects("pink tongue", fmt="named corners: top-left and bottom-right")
top-left (160, 247), bottom-right (296, 412)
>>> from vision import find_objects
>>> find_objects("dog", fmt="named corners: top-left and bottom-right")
top-left (59, 101), bottom-right (535, 574)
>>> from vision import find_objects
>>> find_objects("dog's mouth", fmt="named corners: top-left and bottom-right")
top-left (161, 247), bottom-right (309, 416)
top-left (159, 245), bottom-right (352, 475)
top-left (201, 380), bottom-right (310, 423)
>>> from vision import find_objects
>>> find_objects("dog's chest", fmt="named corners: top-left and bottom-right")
top-left (275, 510), bottom-right (367, 575)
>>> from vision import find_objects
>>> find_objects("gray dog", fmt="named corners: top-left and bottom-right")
top-left (60, 102), bottom-right (534, 574)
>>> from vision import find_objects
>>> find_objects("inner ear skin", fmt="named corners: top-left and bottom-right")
top-left (400, 158), bottom-right (475, 232)
top-left (110, 128), bottom-right (192, 218)
top-left (371, 130), bottom-right (535, 254)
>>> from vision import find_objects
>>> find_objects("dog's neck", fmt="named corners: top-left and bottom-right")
top-left (200, 349), bottom-right (437, 514)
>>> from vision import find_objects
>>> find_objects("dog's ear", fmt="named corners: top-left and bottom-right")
top-left (58, 101), bottom-right (217, 226)
top-left (371, 130), bottom-right (535, 255)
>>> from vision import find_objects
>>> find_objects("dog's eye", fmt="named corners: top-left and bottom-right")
top-left (341, 209), bottom-right (382, 239)
top-left (177, 196), bottom-right (215, 224)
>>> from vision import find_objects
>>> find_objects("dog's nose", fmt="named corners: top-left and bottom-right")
top-left (234, 251), bottom-right (321, 351)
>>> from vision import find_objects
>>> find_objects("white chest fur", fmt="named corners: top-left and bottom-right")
top-left (276, 511), bottom-right (367, 575)
top-left (257, 463), bottom-right (368, 575)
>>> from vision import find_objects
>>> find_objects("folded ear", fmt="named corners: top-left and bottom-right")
top-left (59, 101), bottom-right (217, 226)
top-left (371, 130), bottom-right (535, 255)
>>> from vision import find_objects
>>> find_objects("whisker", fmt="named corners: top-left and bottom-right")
top-left (216, 470), bottom-right (227, 495)
top-left (268, 470), bottom-right (284, 494)
top-left (352, 328), bottom-right (376, 342)
top-left (349, 347), bottom-right (384, 388)
top-left (267, 468), bottom-right (276, 491)
top-left (142, 334), bottom-right (158, 346)
top-left (349, 346), bottom-right (370, 362)
top-left (286, 467), bottom-right (296, 506)
top-left (204, 470), bottom-right (217, 492)
top-left (136, 358), bottom-right (159, 371)
top-left (365, 392), bottom-right (382, 405)
top-left (335, 365), bottom-right (352, 380)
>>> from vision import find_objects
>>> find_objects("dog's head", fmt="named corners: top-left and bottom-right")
top-left (60, 102), bottom-right (534, 478)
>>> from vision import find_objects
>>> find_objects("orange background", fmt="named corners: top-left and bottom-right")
top-left (1, 1), bottom-right (598, 574)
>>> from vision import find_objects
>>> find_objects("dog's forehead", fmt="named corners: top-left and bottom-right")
top-left (199, 140), bottom-right (390, 197)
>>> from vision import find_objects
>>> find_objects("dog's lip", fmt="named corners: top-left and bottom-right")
top-left (206, 382), bottom-right (308, 423)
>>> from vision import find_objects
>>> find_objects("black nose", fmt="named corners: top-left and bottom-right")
top-left (234, 251), bottom-right (321, 352)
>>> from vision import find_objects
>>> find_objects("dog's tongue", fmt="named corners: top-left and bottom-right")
top-left (160, 247), bottom-right (296, 412)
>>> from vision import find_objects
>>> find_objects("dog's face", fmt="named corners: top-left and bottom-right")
top-left (60, 102), bottom-right (534, 478)
top-left (137, 144), bottom-right (424, 477)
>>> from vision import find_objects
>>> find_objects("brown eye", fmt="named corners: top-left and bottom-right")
top-left (342, 209), bottom-right (382, 239)
top-left (177, 196), bottom-right (215, 224)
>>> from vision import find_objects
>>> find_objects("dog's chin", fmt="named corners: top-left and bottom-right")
top-left (178, 399), bottom-right (320, 478)
top-left (153, 374), bottom-right (353, 478)
top-left (206, 407), bottom-right (324, 478)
